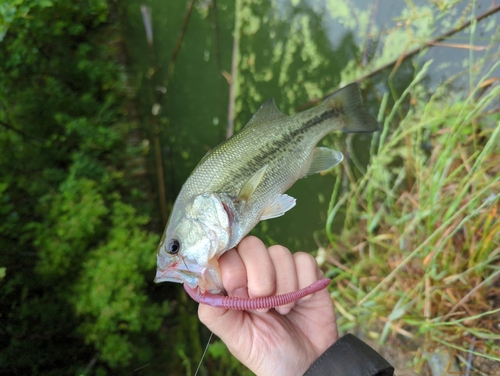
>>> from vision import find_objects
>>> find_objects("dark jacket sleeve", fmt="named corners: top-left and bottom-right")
top-left (303, 334), bottom-right (394, 376)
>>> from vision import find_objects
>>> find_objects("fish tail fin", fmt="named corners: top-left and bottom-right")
top-left (322, 83), bottom-right (381, 133)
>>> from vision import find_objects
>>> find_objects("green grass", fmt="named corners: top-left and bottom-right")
top-left (325, 58), bottom-right (500, 372)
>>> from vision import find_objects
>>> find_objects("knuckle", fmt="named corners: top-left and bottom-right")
top-left (293, 252), bottom-right (317, 269)
top-left (238, 236), bottom-right (262, 251)
top-left (249, 280), bottom-right (275, 297)
top-left (223, 267), bottom-right (246, 290)
top-left (268, 244), bottom-right (291, 259)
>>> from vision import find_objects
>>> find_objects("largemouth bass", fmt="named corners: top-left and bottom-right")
top-left (155, 83), bottom-right (379, 293)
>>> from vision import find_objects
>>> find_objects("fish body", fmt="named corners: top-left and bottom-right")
top-left (155, 83), bottom-right (379, 293)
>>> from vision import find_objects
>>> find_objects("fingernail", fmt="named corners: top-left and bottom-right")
top-left (275, 305), bottom-right (292, 315)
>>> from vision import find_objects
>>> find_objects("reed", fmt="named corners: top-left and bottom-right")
top-left (325, 53), bottom-right (500, 372)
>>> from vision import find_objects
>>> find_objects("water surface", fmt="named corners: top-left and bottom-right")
top-left (120, 0), bottom-right (500, 251)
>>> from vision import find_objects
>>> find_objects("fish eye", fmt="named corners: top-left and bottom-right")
top-left (167, 239), bottom-right (180, 254)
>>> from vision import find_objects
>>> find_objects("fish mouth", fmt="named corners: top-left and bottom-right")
top-left (154, 266), bottom-right (200, 288)
top-left (154, 257), bottom-right (224, 294)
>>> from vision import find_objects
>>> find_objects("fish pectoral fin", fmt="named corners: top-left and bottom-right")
top-left (260, 194), bottom-right (296, 220)
top-left (237, 165), bottom-right (268, 202)
top-left (303, 147), bottom-right (344, 177)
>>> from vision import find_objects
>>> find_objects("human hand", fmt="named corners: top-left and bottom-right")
top-left (198, 236), bottom-right (338, 376)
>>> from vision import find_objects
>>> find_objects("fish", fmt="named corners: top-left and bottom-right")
top-left (155, 82), bottom-right (379, 294)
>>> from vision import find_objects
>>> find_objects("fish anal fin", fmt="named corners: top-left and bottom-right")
top-left (304, 147), bottom-right (343, 177)
top-left (243, 98), bottom-right (287, 129)
top-left (237, 165), bottom-right (268, 202)
top-left (260, 194), bottom-right (296, 220)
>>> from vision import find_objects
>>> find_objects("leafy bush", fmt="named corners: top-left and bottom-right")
top-left (0, 0), bottom-right (169, 374)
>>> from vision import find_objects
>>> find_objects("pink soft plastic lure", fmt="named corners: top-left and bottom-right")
top-left (184, 278), bottom-right (331, 310)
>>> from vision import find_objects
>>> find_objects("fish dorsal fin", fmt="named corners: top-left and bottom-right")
top-left (260, 194), bottom-right (296, 220)
top-left (243, 98), bottom-right (287, 129)
top-left (303, 147), bottom-right (344, 177)
top-left (237, 165), bottom-right (268, 202)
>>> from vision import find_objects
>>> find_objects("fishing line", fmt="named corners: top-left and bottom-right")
top-left (194, 331), bottom-right (213, 376)
top-left (181, 256), bottom-right (190, 271)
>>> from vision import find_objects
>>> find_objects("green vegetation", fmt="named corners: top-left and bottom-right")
top-left (0, 0), bottom-right (169, 373)
top-left (325, 50), bottom-right (500, 373)
top-left (1, 0), bottom-right (499, 375)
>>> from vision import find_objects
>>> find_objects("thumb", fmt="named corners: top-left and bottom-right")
top-left (198, 303), bottom-right (245, 342)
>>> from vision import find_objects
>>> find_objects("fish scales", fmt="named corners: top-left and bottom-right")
top-left (155, 83), bottom-right (380, 293)
top-left (185, 107), bottom-right (338, 201)
top-left (183, 126), bottom-right (313, 230)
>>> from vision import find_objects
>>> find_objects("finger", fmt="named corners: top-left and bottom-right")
top-left (218, 248), bottom-right (249, 298)
top-left (269, 244), bottom-right (299, 315)
top-left (293, 252), bottom-right (321, 302)
top-left (198, 296), bottom-right (245, 345)
top-left (198, 248), bottom-right (247, 341)
top-left (238, 236), bottom-right (276, 299)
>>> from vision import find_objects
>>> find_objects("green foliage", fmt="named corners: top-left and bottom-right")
top-left (0, 0), bottom-right (169, 374)
top-left (3, 0), bottom-right (498, 374)
top-left (0, 0), bottom-right (54, 42)
top-left (326, 58), bottom-right (500, 371)
top-left (74, 200), bottom-right (166, 367)
top-left (34, 178), bottom-right (108, 278)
